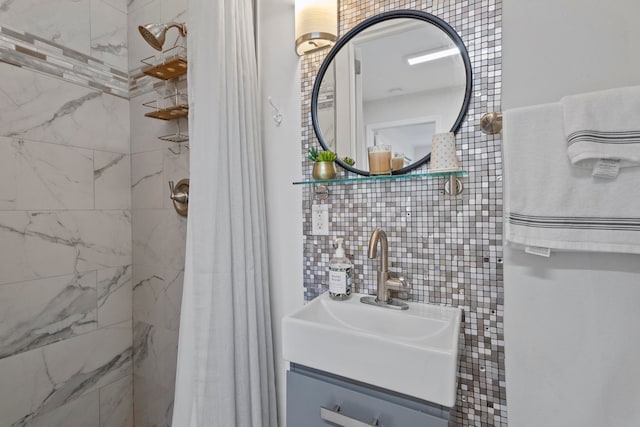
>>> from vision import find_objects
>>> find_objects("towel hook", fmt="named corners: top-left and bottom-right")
top-left (268, 96), bottom-right (283, 126)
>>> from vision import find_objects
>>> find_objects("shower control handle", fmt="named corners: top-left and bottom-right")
top-left (168, 179), bottom-right (189, 216)
top-left (168, 181), bottom-right (188, 203)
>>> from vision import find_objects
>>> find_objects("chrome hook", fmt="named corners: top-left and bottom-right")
top-left (268, 96), bottom-right (283, 126)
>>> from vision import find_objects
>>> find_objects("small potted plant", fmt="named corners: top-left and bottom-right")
top-left (342, 156), bottom-right (355, 167)
top-left (308, 147), bottom-right (337, 180)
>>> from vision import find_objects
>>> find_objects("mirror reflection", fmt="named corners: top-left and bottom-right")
top-left (313, 12), bottom-right (471, 175)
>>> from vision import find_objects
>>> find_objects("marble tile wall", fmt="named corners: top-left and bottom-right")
top-left (127, 0), bottom-right (188, 425)
top-left (0, 0), bottom-right (128, 70)
top-left (129, 89), bottom-right (188, 427)
top-left (0, 1), bottom-right (132, 425)
top-left (0, 0), bottom-right (189, 425)
top-left (301, 0), bottom-right (506, 425)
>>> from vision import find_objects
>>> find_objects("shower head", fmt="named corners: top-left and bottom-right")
top-left (138, 22), bottom-right (187, 51)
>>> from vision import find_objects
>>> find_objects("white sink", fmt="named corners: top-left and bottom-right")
top-left (282, 292), bottom-right (462, 407)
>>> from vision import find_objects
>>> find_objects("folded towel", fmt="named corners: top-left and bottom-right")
top-left (503, 102), bottom-right (640, 254)
top-left (562, 85), bottom-right (640, 168)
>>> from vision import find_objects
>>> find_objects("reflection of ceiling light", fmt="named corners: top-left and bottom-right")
top-left (407, 47), bottom-right (459, 66)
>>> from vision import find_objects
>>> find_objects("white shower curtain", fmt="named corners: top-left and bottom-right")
top-left (172, 0), bottom-right (278, 425)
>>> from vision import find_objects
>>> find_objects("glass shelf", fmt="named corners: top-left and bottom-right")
top-left (292, 170), bottom-right (467, 185)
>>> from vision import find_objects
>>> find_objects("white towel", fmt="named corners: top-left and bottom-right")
top-left (503, 102), bottom-right (640, 254)
top-left (562, 86), bottom-right (640, 168)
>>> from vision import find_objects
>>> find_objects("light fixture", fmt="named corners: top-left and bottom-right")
top-left (407, 47), bottom-right (459, 66)
top-left (430, 132), bottom-right (461, 173)
top-left (295, 0), bottom-right (337, 56)
top-left (138, 22), bottom-right (187, 51)
top-left (430, 132), bottom-right (463, 196)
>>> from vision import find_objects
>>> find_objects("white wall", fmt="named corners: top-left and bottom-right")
top-left (363, 86), bottom-right (461, 134)
top-left (502, 1), bottom-right (640, 426)
top-left (503, 1), bottom-right (638, 108)
top-left (256, 0), bottom-right (304, 425)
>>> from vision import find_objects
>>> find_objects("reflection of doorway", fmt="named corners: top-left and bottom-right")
top-left (365, 117), bottom-right (438, 165)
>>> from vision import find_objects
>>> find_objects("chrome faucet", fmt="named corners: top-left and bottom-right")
top-left (362, 227), bottom-right (411, 310)
top-left (368, 227), bottom-right (390, 302)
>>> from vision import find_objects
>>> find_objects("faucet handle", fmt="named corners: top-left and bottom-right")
top-left (385, 276), bottom-right (411, 300)
top-left (386, 275), bottom-right (410, 288)
top-left (397, 276), bottom-right (409, 288)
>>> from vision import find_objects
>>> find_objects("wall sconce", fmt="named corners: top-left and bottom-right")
top-left (138, 22), bottom-right (187, 51)
top-left (295, 0), bottom-right (337, 56)
top-left (430, 132), bottom-right (464, 195)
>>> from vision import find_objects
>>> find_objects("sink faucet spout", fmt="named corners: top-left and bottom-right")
top-left (368, 227), bottom-right (389, 303)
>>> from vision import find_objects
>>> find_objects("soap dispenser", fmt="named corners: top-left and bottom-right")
top-left (329, 238), bottom-right (352, 300)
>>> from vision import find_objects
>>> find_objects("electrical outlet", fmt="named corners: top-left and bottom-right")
top-left (312, 204), bottom-right (329, 235)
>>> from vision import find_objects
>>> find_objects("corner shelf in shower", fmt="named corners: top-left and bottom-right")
top-left (142, 56), bottom-right (187, 79)
top-left (292, 170), bottom-right (467, 185)
top-left (159, 121), bottom-right (189, 143)
top-left (140, 45), bottom-right (190, 144)
top-left (141, 46), bottom-right (187, 80)
top-left (143, 102), bottom-right (189, 120)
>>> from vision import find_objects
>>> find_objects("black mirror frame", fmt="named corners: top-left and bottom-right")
top-left (311, 10), bottom-right (473, 176)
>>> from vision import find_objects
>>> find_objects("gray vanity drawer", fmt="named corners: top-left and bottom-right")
top-left (286, 366), bottom-right (449, 427)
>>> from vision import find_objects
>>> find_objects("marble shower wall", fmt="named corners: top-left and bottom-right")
top-left (0, 0), bottom-right (128, 70)
top-left (0, 1), bottom-right (132, 426)
top-left (0, 0), bottom-right (189, 425)
top-left (127, 0), bottom-right (188, 426)
top-left (301, 0), bottom-right (506, 425)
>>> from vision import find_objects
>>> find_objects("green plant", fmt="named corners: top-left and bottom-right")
top-left (342, 156), bottom-right (355, 166)
top-left (308, 147), bottom-right (337, 162)
top-left (317, 150), bottom-right (337, 162)
top-left (307, 147), bottom-right (319, 162)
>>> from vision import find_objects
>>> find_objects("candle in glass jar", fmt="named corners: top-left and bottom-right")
top-left (368, 145), bottom-right (391, 175)
top-left (391, 152), bottom-right (404, 171)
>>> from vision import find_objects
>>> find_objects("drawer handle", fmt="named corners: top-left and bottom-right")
top-left (320, 405), bottom-right (379, 427)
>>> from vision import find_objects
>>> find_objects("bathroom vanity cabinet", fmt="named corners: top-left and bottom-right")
top-left (287, 364), bottom-right (450, 427)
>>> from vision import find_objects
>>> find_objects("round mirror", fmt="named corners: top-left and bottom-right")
top-left (311, 10), bottom-right (472, 176)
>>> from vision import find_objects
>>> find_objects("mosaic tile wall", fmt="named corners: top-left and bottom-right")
top-left (0, 25), bottom-right (184, 101)
top-left (0, 25), bottom-right (129, 98)
top-left (300, 0), bottom-right (506, 425)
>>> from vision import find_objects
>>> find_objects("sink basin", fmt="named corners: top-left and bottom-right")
top-left (282, 292), bottom-right (462, 407)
